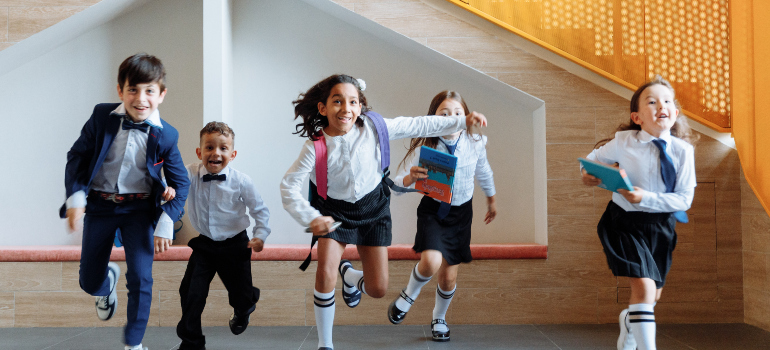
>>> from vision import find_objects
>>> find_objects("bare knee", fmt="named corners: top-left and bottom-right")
top-left (314, 264), bottom-right (338, 293)
top-left (418, 251), bottom-right (443, 277)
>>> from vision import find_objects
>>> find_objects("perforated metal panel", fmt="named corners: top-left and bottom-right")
top-left (457, 0), bottom-right (731, 129)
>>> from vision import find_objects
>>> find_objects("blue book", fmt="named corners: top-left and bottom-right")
top-left (416, 146), bottom-right (458, 203)
top-left (578, 157), bottom-right (634, 193)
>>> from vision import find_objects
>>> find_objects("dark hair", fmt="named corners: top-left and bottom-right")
top-left (200, 121), bottom-right (235, 142)
top-left (117, 53), bottom-right (166, 92)
top-left (292, 74), bottom-right (369, 141)
top-left (595, 75), bottom-right (698, 148)
top-left (399, 91), bottom-right (478, 170)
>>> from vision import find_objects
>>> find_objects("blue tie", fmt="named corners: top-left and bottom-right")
top-left (122, 118), bottom-right (150, 133)
top-left (202, 173), bottom-right (226, 182)
top-left (436, 140), bottom-right (456, 220)
top-left (651, 139), bottom-right (688, 223)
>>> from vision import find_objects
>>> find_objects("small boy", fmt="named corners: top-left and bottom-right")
top-left (175, 122), bottom-right (270, 350)
top-left (61, 53), bottom-right (190, 350)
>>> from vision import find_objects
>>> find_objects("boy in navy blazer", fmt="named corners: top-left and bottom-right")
top-left (61, 53), bottom-right (190, 350)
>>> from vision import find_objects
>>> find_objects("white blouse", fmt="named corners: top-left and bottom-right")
top-left (393, 132), bottom-right (495, 206)
top-left (584, 129), bottom-right (696, 213)
top-left (281, 115), bottom-right (467, 227)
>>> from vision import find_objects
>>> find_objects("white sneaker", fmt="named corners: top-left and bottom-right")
top-left (124, 344), bottom-right (148, 350)
top-left (95, 262), bottom-right (120, 321)
top-left (617, 309), bottom-right (637, 350)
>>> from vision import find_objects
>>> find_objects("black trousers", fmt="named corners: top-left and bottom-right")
top-left (176, 231), bottom-right (260, 349)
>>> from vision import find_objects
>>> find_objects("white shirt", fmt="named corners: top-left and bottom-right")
top-left (186, 164), bottom-right (271, 242)
top-left (281, 115), bottom-right (467, 227)
top-left (584, 130), bottom-right (696, 213)
top-left (67, 104), bottom-right (173, 239)
top-left (394, 132), bottom-right (496, 205)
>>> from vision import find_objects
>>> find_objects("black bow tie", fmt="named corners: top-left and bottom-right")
top-left (202, 173), bottom-right (226, 182)
top-left (122, 119), bottom-right (150, 133)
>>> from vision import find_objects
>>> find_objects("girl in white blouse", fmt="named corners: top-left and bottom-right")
top-left (386, 91), bottom-right (496, 342)
top-left (280, 75), bottom-right (487, 350)
top-left (582, 75), bottom-right (698, 350)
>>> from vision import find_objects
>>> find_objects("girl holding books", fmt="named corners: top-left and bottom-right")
top-left (280, 76), bottom-right (487, 350)
top-left (582, 75), bottom-right (697, 350)
top-left (387, 90), bottom-right (496, 342)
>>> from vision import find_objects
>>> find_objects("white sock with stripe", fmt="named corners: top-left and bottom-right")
top-left (628, 303), bottom-right (656, 350)
top-left (432, 285), bottom-right (455, 333)
top-left (343, 265), bottom-right (365, 295)
top-left (396, 263), bottom-right (431, 311)
top-left (314, 289), bottom-right (335, 349)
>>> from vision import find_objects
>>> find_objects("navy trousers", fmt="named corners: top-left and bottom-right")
top-left (80, 200), bottom-right (156, 347)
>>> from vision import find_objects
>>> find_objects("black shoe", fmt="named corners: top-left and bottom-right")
top-left (229, 304), bottom-right (256, 335)
top-left (318, 348), bottom-right (333, 350)
top-left (387, 289), bottom-right (414, 324)
top-left (338, 259), bottom-right (362, 308)
top-left (431, 319), bottom-right (450, 342)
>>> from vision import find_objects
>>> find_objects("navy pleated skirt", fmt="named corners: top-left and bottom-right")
top-left (597, 201), bottom-right (677, 288)
top-left (412, 196), bottom-right (474, 266)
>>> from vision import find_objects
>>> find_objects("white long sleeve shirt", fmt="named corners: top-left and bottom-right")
top-left (584, 129), bottom-right (696, 213)
top-left (186, 164), bottom-right (271, 242)
top-left (394, 132), bottom-right (495, 205)
top-left (281, 114), bottom-right (467, 227)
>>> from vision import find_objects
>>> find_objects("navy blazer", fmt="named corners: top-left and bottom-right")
top-left (60, 103), bottom-right (190, 223)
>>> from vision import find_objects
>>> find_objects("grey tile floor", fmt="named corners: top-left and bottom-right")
top-left (1, 324), bottom-right (769, 350)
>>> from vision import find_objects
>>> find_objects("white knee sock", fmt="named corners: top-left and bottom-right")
top-left (628, 303), bottom-right (656, 350)
top-left (343, 265), bottom-right (365, 295)
top-left (432, 285), bottom-right (455, 332)
top-left (396, 263), bottom-right (431, 311)
top-left (314, 289), bottom-right (335, 349)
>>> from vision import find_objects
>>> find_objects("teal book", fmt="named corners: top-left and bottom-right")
top-left (416, 146), bottom-right (458, 203)
top-left (578, 157), bottom-right (634, 193)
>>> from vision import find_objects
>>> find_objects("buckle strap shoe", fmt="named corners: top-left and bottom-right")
top-left (431, 319), bottom-right (450, 342)
top-left (338, 260), bottom-right (361, 308)
top-left (387, 289), bottom-right (414, 324)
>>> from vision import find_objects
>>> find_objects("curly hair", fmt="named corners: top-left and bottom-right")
top-left (595, 75), bottom-right (699, 148)
top-left (200, 121), bottom-right (234, 142)
top-left (292, 74), bottom-right (370, 141)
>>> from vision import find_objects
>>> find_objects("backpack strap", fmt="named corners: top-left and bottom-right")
top-left (365, 111), bottom-right (390, 173)
top-left (313, 132), bottom-right (328, 200)
top-left (366, 111), bottom-right (425, 194)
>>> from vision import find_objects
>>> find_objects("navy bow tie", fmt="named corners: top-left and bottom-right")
top-left (202, 173), bottom-right (226, 182)
top-left (651, 139), bottom-right (688, 223)
top-left (122, 119), bottom-right (150, 133)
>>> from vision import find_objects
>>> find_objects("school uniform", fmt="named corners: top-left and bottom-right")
top-left (394, 132), bottom-right (495, 265)
top-left (281, 114), bottom-right (468, 245)
top-left (61, 103), bottom-right (189, 346)
top-left (176, 163), bottom-right (269, 350)
top-left (585, 129), bottom-right (695, 288)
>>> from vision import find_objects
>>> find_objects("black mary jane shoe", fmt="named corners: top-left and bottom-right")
top-left (431, 319), bottom-right (450, 342)
top-left (387, 289), bottom-right (414, 324)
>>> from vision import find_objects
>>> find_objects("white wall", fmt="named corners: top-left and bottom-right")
top-left (0, 0), bottom-right (203, 245)
top-left (228, 0), bottom-right (546, 245)
top-left (0, 0), bottom-right (546, 246)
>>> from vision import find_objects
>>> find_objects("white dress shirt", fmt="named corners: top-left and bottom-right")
top-left (584, 129), bottom-right (696, 213)
top-left (281, 115), bottom-right (467, 227)
top-left (394, 132), bottom-right (496, 205)
top-left (66, 103), bottom-right (173, 239)
top-left (186, 163), bottom-right (271, 242)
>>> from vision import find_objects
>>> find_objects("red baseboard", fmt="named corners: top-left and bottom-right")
top-left (0, 243), bottom-right (547, 262)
